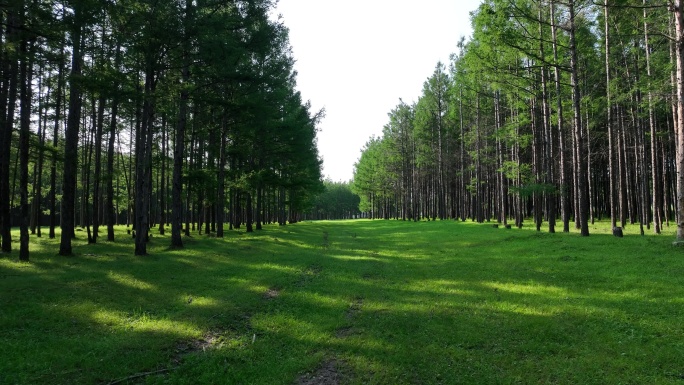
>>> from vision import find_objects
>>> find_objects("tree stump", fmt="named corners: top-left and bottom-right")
top-left (612, 227), bottom-right (623, 238)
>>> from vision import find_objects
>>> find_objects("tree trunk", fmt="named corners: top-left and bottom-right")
top-left (31, 65), bottom-right (48, 237)
top-left (134, 67), bottom-right (156, 255)
top-left (569, 0), bottom-right (589, 236)
top-left (92, 95), bottom-right (105, 243)
top-left (551, 1), bottom-right (569, 233)
top-left (604, 0), bottom-right (617, 230)
top-left (0, 4), bottom-right (21, 253)
top-left (59, 6), bottom-right (84, 255)
top-left (106, 47), bottom-right (121, 242)
top-left (49, 48), bottom-right (65, 239)
top-left (18, 32), bottom-right (32, 261)
top-left (674, 0), bottom-right (684, 240)
top-left (643, 3), bottom-right (661, 234)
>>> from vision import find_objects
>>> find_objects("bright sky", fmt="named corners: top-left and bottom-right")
top-left (274, 0), bottom-right (483, 182)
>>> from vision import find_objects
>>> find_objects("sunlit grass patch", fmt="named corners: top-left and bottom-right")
top-left (2, 221), bottom-right (684, 384)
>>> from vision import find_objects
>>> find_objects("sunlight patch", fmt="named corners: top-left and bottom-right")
top-left (250, 263), bottom-right (299, 273)
top-left (91, 309), bottom-right (198, 336)
top-left (107, 271), bottom-right (156, 291)
top-left (483, 281), bottom-right (571, 297)
top-left (179, 295), bottom-right (219, 307)
top-left (408, 279), bottom-right (479, 297)
top-left (330, 255), bottom-right (385, 262)
top-left (0, 259), bottom-right (40, 272)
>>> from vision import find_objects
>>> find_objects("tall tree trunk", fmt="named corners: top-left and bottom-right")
top-left (18, 32), bottom-right (32, 261)
top-left (59, 6), bottom-right (84, 255)
top-left (158, 117), bottom-right (167, 235)
top-left (172, 0), bottom-right (192, 246)
top-left (49, 48), bottom-right (65, 239)
top-left (551, 1), bottom-right (569, 232)
top-left (569, 0), bottom-right (589, 236)
top-left (604, 0), bottom-right (617, 230)
top-left (134, 67), bottom-right (156, 255)
top-left (643, 3), bottom-right (661, 234)
top-left (538, 5), bottom-right (554, 233)
top-left (106, 47), bottom-right (121, 242)
top-left (674, 0), bottom-right (684, 240)
top-left (92, 95), bottom-right (105, 243)
top-left (0, 4), bottom-right (20, 253)
top-left (34, 77), bottom-right (48, 238)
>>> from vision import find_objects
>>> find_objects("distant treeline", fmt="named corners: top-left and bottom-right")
top-left (304, 181), bottom-right (360, 221)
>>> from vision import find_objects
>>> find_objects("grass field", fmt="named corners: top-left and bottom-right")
top-left (1, 219), bottom-right (683, 384)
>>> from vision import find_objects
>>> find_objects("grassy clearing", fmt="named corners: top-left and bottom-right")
top-left (1, 220), bottom-right (683, 384)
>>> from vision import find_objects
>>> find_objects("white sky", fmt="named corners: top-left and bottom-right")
top-left (274, 0), bottom-right (483, 182)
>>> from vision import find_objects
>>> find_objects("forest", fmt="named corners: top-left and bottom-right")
top-left (6, 0), bottom-right (684, 263)
top-left (4, 2), bottom-right (684, 382)
top-left (352, 0), bottom-right (684, 240)
top-left (0, 0), bottom-right (324, 260)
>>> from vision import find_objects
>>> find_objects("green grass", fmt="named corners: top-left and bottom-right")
top-left (1, 220), bottom-right (684, 384)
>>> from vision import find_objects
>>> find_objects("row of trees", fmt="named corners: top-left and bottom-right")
top-left (354, 0), bottom-right (684, 239)
top-left (0, 0), bottom-right (323, 260)
top-left (306, 180), bottom-right (360, 220)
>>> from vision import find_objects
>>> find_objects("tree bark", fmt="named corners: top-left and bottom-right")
top-left (59, 5), bottom-right (84, 255)
top-left (569, 0), bottom-right (589, 236)
top-left (134, 67), bottom-right (156, 255)
top-left (673, 0), bottom-right (684, 240)
top-left (92, 94), bottom-right (105, 243)
top-left (49, 48), bottom-right (65, 239)
top-left (18, 30), bottom-right (32, 261)
top-left (0, 4), bottom-right (21, 253)
top-left (643, 2), bottom-right (661, 234)
top-left (106, 47), bottom-right (121, 242)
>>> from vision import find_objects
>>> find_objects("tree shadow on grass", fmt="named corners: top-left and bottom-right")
top-left (2, 221), bottom-right (684, 384)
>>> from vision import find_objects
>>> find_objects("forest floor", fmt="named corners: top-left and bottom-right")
top-left (1, 219), bottom-right (684, 384)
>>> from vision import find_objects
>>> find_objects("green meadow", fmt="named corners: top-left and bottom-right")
top-left (1, 220), bottom-right (683, 384)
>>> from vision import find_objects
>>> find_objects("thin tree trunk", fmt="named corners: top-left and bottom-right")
top-left (604, 0), bottom-right (617, 230)
top-left (106, 47), bottom-right (121, 242)
top-left (59, 6), bottom-right (84, 255)
top-left (569, 0), bottom-right (589, 236)
top-left (643, 3), bottom-right (661, 234)
top-left (18, 32), bottom-right (32, 261)
top-left (49, 48), bottom-right (65, 239)
top-left (92, 95), bottom-right (105, 243)
top-left (158, 117), bottom-right (167, 235)
top-left (35, 91), bottom-right (48, 238)
top-left (551, 1), bottom-right (569, 233)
